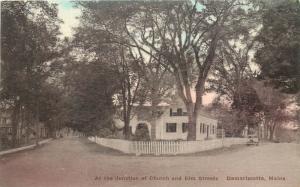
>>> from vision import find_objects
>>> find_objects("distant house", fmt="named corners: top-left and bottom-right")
top-left (0, 107), bottom-right (13, 136)
top-left (0, 105), bottom-right (48, 140)
top-left (115, 96), bottom-right (218, 141)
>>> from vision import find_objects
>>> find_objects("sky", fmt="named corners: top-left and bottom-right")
top-left (55, 0), bottom-right (204, 37)
top-left (54, 0), bottom-right (81, 38)
top-left (54, 0), bottom-right (216, 105)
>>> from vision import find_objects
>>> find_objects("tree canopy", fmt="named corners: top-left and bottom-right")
top-left (64, 60), bottom-right (119, 136)
top-left (1, 1), bottom-right (62, 145)
top-left (255, 0), bottom-right (300, 94)
top-left (1, 0), bottom-right (298, 142)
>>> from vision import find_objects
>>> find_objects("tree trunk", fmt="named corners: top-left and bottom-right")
top-left (123, 117), bottom-right (130, 139)
top-left (269, 124), bottom-right (277, 141)
top-left (269, 128), bottom-right (274, 141)
top-left (35, 101), bottom-right (40, 146)
top-left (150, 96), bottom-right (161, 140)
top-left (123, 106), bottom-right (131, 140)
top-left (19, 106), bottom-right (24, 144)
top-left (11, 101), bottom-right (20, 148)
top-left (187, 79), bottom-right (205, 141)
top-left (187, 101), bottom-right (196, 140)
top-left (150, 104), bottom-right (157, 140)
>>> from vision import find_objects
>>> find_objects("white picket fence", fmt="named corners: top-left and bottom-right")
top-left (88, 137), bottom-right (249, 155)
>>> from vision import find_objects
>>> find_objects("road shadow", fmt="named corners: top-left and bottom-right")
top-left (178, 144), bottom-right (249, 157)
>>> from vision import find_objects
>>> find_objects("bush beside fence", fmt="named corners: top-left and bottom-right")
top-left (88, 137), bottom-right (248, 155)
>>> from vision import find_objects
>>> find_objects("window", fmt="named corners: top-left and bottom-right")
top-left (203, 123), bottom-right (206, 133)
top-left (166, 123), bottom-right (177, 132)
top-left (170, 108), bottom-right (178, 116)
top-left (200, 123), bottom-right (202, 133)
top-left (200, 123), bottom-right (203, 133)
top-left (170, 108), bottom-right (188, 116)
top-left (177, 108), bottom-right (182, 116)
top-left (199, 123), bottom-right (208, 134)
top-left (182, 123), bottom-right (188, 133)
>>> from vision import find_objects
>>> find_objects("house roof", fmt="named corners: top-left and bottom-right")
top-left (131, 104), bottom-right (217, 121)
top-left (197, 110), bottom-right (218, 121)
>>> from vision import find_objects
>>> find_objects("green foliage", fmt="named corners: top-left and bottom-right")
top-left (65, 60), bottom-right (120, 136)
top-left (1, 1), bottom-right (61, 102)
top-left (1, 1), bottom-right (61, 113)
top-left (74, 2), bottom-right (175, 139)
top-left (37, 83), bottom-right (66, 134)
top-left (1, 1), bottom-right (62, 145)
top-left (75, 0), bottom-right (263, 140)
top-left (231, 81), bottom-right (263, 114)
top-left (255, 1), bottom-right (300, 94)
top-left (132, 123), bottom-right (150, 141)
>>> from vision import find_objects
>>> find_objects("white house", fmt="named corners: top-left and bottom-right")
top-left (115, 97), bottom-right (218, 141)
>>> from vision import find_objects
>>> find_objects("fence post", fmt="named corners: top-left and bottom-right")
top-left (159, 141), bottom-right (162, 155)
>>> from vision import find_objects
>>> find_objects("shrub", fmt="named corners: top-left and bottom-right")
top-left (132, 123), bottom-right (150, 141)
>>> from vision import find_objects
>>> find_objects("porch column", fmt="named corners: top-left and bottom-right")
top-left (150, 120), bottom-right (156, 140)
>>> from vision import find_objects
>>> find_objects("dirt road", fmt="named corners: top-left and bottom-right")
top-left (0, 137), bottom-right (299, 187)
